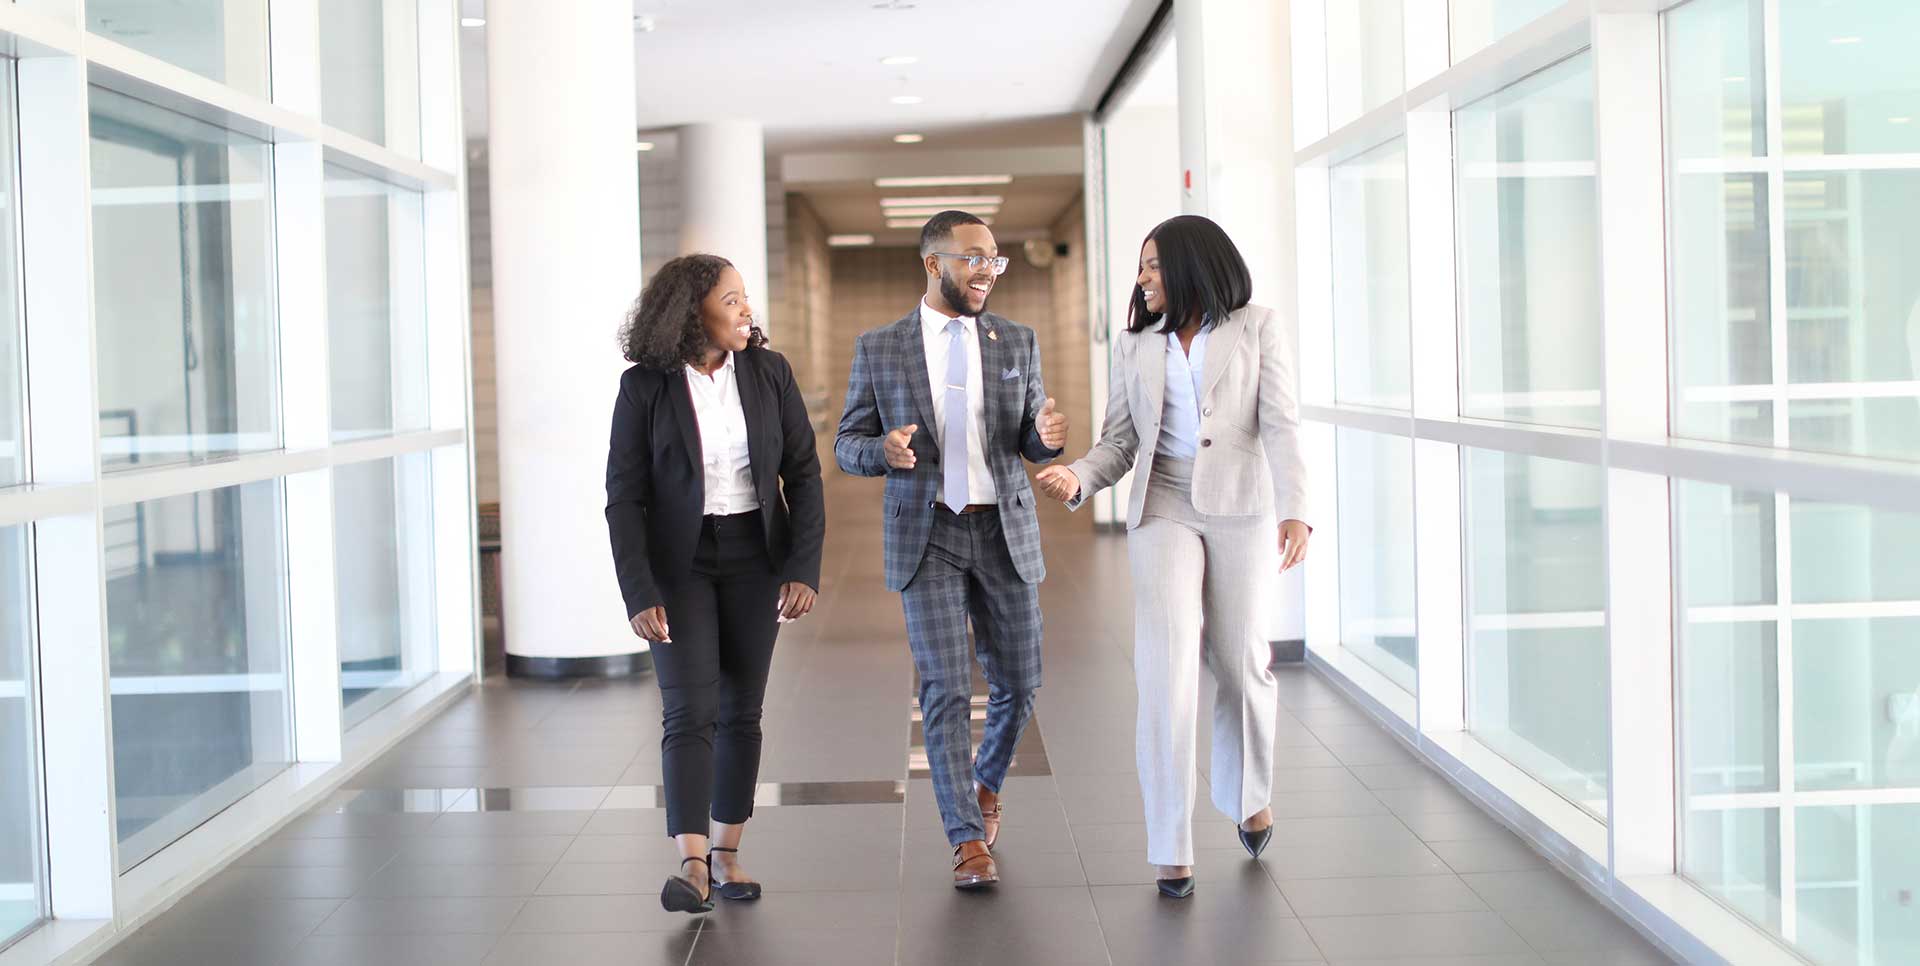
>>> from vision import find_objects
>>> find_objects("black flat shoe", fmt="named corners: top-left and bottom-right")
top-left (661, 856), bottom-right (714, 913)
top-left (1239, 823), bottom-right (1272, 859)
top-left (1156, 876), bottom-right (1195, 899)
top-left (708, 846), bottom-right (763, 901)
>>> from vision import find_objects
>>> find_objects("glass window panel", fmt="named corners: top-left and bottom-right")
top-left (1782, 170), bottom-right (1920, 462)
top-left (1325, 0), bottom-right (1403, 127)
top-left (336, 454), bottom-right (437, 727)
top-left (1330, 138), bottom-right (1410, 411)
top-left (0, 65), bottom-right (22, 490)
top-left (1455, 53), bottom-right (1602, 429)
top-left (1336, 428), bottom-right (1417, 692)
top-left (1779, 0), bottom-right (1920, 157)
top-left (1683, 807), bottom-right (1782, 933)
top-left (1465, 448), bottom-right (1609, 816)
top-left (326, 166), bottom-right (429, 441)
top-left (0, 526), bottom-right (43, 946)
top-left (319, 0), bottom-right (422, 157)
top-left (86, 0), bottom-right (269, 98)
top-left (107, 480), bottom-right (291, 872)
top-left (1449, 0), bottom-right (1566, 64)
top-left (1795, 805), bottom-right (1920, 964)
top-left (1666, 0), bottom-right (1767, 163)
top-left (90, 88), bottom-right (279, 470)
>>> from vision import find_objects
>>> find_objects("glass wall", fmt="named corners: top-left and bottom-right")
top-left (86, 0), bottom-right (270, 98)
top-left (1336, 429), bottom-right (1417, 692)
top-left (1325, 0), bottom-right (1405, 127)
top-left (336, 454), bottom-right (436, 727)
top-left (0, 66), bottom-right (22, 491)
top-left (325, 165), bottom-right (430, 441)
top-left (107, 481), bottom-right (291, 872)
top-left (1456, 52), bottom-right (1602, 430)
top-left (1330, 138), bottom-right (1411, 412)
top-left (319, 0), bottom-right (422, 157)
top-left (0, 527), bottom-right (42, 947)
top-left (90, 88), bottom-right (279, 470)
top-left (1466, 448), bottom-right (1609, 817)
top-left (1450, 0), bottom-right (1567, 63)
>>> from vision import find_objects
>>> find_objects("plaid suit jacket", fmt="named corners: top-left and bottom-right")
top-left (836, 307), bottom-right (1063, 591)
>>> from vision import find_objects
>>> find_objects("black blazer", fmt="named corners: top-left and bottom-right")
top-left (605, 347), bottom-right (825, 619)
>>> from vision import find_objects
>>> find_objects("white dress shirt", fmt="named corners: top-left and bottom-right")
top-left (684, 353), bottom-right (760, 516)
top-left (1155, 326), bottom-right (1210, 461)
top-left (920, 299), bottom-right (998, 506)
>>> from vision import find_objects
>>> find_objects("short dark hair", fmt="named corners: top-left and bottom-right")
top-left (919, 209), bottom-right (988, 257)
top-left (1127, 215), bottom-right (1253, 334)
top-left (618, 253), bottom-right (767, 371)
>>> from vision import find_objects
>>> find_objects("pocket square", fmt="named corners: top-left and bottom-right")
top-left (1002, 367), bottom-right (1021, 381)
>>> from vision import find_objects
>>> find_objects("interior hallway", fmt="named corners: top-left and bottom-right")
top-left (96, 459), bottom-right (1676, 966)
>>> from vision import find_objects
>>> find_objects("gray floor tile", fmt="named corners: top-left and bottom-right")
top-left (557, 835), bottom-right (685, 865)
top-left (688, 925), bottom-right (898, 965)
top-left (427, 810), bottom-right (595, 837)
top-left (313, 897), bottom-right (528, 935)
top-left (358, 863), bottom-right (555, 898)
top-left (1459, 870), bottom-right (1607, 913)
top-left (393, 835), bottom-right (577, 867)
top-left (896, 886), bottom-right (1110, 966)
top-left (233, 835), bottom-right (403, 871)
top-left (1098, 912), bottom-right (1323, 966)
top-left (195, 863), bottom-right (379, 900)
top-left (508, 894), bottom-right (702, 934)
top-left (698, 890), bottom-right (899, 931)
top-left (1500, 900), bottom-right (1672, 957)
top-left (1327, 957), bottom-right (1546, 966)
top-left (1372, 785), bottom-right (1485, 816)
top-left (1399, 808), bottom-right (1517, 843)
top-left (1262, 836), bottom-right (1452, 880)
top-left (1269, 790), bottom-right (1391, 819)
top-left (1278, 875), bottom-right (1489, 918)
top-left (1302, 911), bottom-right (1535, 959)
top-left (1350, 763), bottom-right (1451, 790)
top-left (482, 930), bottom-right (697, 966)
top-left (93, 932), bottom-right (307, 966)
top-left (280, 931), bottom-right (502, 966)
top-left (1429, 836), bottom-right (1550, 874)
top-left (278, 811), bottom-right (443, 839)
top-left (535, 862), bottom-right (658, 896)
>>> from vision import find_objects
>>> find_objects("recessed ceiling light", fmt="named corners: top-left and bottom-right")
top-left (634, 14), bottom-right (656, 32)
top-left (828, 234), bottom-right (876, 247)
top-left (880, 195), bottom-right (1004, 208)
top-left (1722, 75), bottom-right (1745, 83)
top-left (875, 175), bottom-right (1014, 188)
top-left (883, 206), bottom-right (1001, 218)
top-left (636, 141), bottom-right (656, 152)
top-left (888, 216), bottom-right (991, 229)
top-left (893, 133), bottom-right (925, 144)
top-left (872, 1), bottom-right (917, 9)
top-left (881, 55), bottom-right (919, 66)
top-left (1892, 117), bottom-right (1914, 124)
top-left (1829, 35), bottom-right (1862, 44)
top-left (461, 17), bottom-right (485, 27)
top-left (890, 95), bottom-right (923, 105)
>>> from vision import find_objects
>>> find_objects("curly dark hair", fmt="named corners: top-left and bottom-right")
top-left (618, 253), bottom-right (768, 371)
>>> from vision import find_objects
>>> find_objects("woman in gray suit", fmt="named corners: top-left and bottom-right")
top-left (1037, 215), bottom-right (1310, 898)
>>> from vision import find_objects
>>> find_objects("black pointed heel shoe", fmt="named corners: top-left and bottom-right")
top-left (1238, 823), bottom-right (1272, 859)
top-left (661, 856), bottom-right (714, 913)
top-left (708, 846), bottom-right (763, 901)
top-left (1156, 876), bottom-right (1195, 899)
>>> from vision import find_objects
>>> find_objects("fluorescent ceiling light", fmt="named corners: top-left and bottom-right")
top-left (893, 133), bottom-right (925, 144)
top-left (635, 141), bottom-right (656, 151)
top-left (1830, 35), bottom-right (1863, 44)
top-left (882, 206), bottom-right (1000, 218)
top-left (881, 55), bottom-right (919, 66)
top-left (828, 234), bottom-right (876, 247)
top-left (1891, 116), bottom-right (1913, 124)
top-left (890, 95), bottom-right (924, 105)
top-left (879, 195), bottom-right (1004, 208)
top-left (461, 17), bottom-right (486, 27)
top-left (889, 217), bottom-right (992, 229)
top-left (875, 175), bottom-right (1014, 188)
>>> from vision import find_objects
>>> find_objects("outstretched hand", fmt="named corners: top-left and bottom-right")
top-left (1035, 465), bottom-right (1080, 503)
top-left (884, 424), bottom-right (918, 470)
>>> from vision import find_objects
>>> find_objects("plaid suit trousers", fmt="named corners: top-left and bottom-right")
top-left (903, 506), bottom-right (1043, 847)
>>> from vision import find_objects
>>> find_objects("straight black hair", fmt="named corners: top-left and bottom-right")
top-left (1126, 214), bottom-right (1252, 335)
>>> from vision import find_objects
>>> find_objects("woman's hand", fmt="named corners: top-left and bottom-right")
top-left (1035, 466), bottom-right (1080, 503)
top-left (1278, 520), bottom-right (1311, 572)
top-left (630, 606), bottom-right (670, 642)
top-left (778, 582), bottom-right (817, 621)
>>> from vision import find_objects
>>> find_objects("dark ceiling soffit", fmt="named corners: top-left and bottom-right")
top-left (1092, 0), bottom-right (1174, 124)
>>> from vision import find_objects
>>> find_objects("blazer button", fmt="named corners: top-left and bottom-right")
top-left (1201, 438), bottom-right (1213, 448)
top-left (1202, 407), bottom-right (1213, 417)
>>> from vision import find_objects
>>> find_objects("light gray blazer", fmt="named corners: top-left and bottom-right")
top-left (1065, 303), bottom-right (1309, 529)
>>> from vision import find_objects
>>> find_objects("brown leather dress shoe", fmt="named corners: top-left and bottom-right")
top-left (977, 786), bottom-right (1004, 850)
top-left (952, 840), bottom-right (999, 890)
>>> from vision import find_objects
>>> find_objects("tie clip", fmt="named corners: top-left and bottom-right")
top-left (946, 383), bottom-right (965, 391)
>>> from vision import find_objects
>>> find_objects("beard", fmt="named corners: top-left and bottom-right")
top-left (939, 270), bottom-right (989, 317)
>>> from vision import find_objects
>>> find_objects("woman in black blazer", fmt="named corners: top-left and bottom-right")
top-left (605, 253), bottom-right (825, 914)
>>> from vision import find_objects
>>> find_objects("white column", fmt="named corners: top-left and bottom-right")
top-left (678, 121), bottom-right (770, 329)
top-left (1175, 0), bottom-right (1308, 643)
top-left (486, 0), bottom-right (644, 671)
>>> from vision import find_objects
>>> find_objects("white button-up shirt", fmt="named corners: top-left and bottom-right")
top-left (920, 299), bottom-right (998, 506)
top-left (1156, 326), bottom-right (1210, 460)
top-left (684, 353), bottom-right (760, 516)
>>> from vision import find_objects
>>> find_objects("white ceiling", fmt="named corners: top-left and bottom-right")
top-left (460, 0), bottom-right (1161, 150)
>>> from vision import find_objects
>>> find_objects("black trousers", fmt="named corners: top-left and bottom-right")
top-left (652, 510), bottom-right (783, 837)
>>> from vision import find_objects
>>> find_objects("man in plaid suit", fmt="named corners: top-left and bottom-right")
top-left (835, 211), bottom-right (1068, 889)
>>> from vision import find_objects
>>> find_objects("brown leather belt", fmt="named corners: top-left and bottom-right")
top-left (932, 502), bottom-right (996, 514)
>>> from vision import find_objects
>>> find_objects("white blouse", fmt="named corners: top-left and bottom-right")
top-left (684, 353), bottom-right (760, 516)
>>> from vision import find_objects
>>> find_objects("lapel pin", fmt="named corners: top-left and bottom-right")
top-left (987, 329), bottom-right (999, 341)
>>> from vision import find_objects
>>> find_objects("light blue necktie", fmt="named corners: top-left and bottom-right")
top-left (943, 319), bottom-right (970, 514)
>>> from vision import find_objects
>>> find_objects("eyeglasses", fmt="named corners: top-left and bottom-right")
top-left (932, 253), bottom-right (1011, 276)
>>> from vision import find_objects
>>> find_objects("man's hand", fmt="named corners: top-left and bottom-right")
top-left (1278, 520), bottom-right (1311, 572)
top-left (630, 606), bottom-right (671, 642)
top-left (1037, 397), bottom-right (1068, 450)
top-left (1035, 466), bottom-right (1080, 503)
top-left (778, 582), bottom-right (817, 622)
top-left (884, 424), bottom-right (918, 470)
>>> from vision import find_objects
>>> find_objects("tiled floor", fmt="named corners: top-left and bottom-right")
top-left (95, 466), bottom-right (1675, 966)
